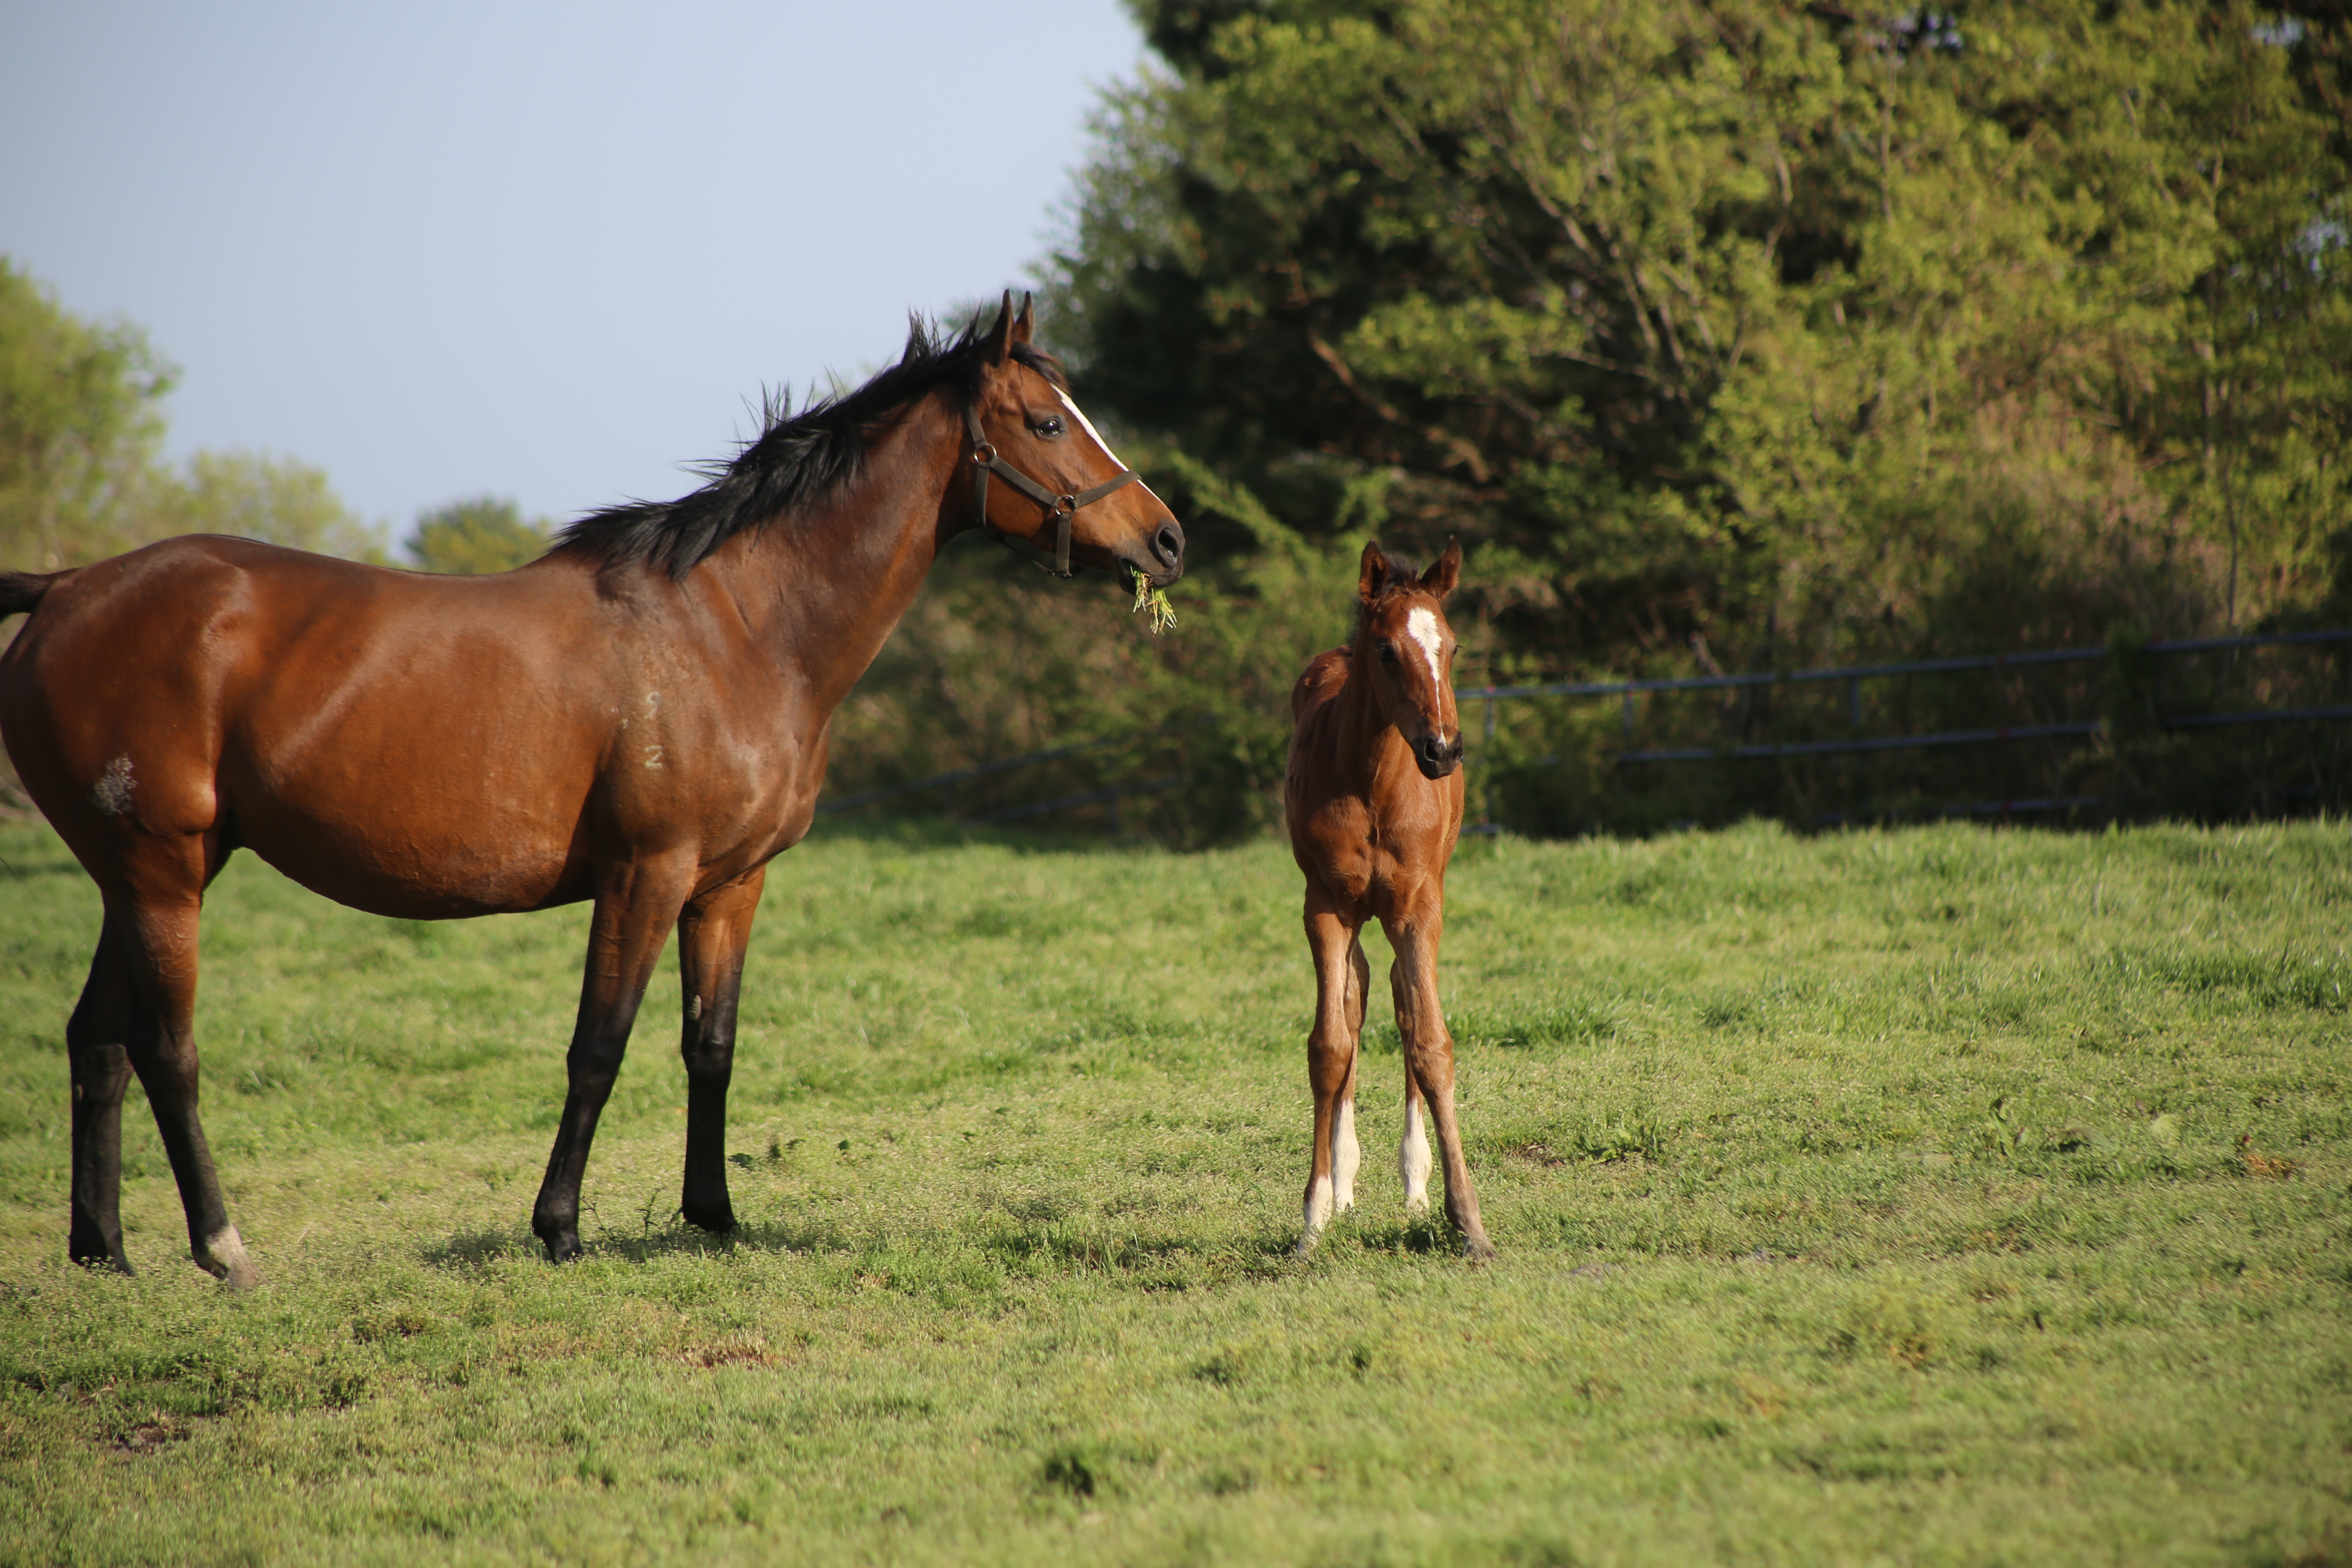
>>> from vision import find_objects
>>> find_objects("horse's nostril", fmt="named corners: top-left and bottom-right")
top-left (1153, 523), bottom-right (1183, 567)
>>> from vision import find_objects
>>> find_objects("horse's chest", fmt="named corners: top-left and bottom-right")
top-left (1307, 809), bottom-right (1417, 911)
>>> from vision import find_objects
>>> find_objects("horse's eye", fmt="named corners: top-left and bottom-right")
top-left (1377, 641), bottom-right (1398, 664)
top-left (1033, 415), bottom-right (1065, 437)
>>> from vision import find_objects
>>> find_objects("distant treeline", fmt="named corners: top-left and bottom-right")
top-left (824, 0), bottom-right (2352, 836)
top-left (0, 259), bottom-right (548, 577)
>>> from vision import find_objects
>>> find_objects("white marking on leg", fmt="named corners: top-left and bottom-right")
top-left (1299, 1175), bottom-right (1334, 1252)
top-left (198, 1225), bottom-right (258, 1288)
top-left (1406, 606), bottom-right (1445, 690)
top-left (1333, 1100), bottom-right (1360, 1214)
top-left (91, 755), bottom-right (134, 816)
top-left (1400, 1100), bottom-right (1432, 1216)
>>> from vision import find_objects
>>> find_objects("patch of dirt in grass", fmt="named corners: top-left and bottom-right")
top-left (676, 1333), bottom-right (780, 1370)
top-left (2237, 1134), bottom-right (2299, 1180)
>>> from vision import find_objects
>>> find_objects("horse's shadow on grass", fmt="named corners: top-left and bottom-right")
top-left (418, 1217), bottom-right (842, 1272)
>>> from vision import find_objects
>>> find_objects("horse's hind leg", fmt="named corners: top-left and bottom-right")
top-left (66, 919), bottom-right (135, 1272)
top-left (1399, 1074), bottom-right (1433, 1219)
top-left (532, 858), bottom-right (697, 1262)
top-left (1331, 933), bottom-right (1369, 1215)
top-left (677, 865), bottom-right (765, 1235)
top-left (110, 889), bottom-right (257, 1287)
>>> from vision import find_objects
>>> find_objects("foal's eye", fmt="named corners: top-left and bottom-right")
top-left (1033, 415), bottom-right (1065, 437)
top-left (1377, 641), bottom-right (1398, 665)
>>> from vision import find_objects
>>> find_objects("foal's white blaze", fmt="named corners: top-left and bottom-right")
top-left (1055, 388), bottom-right (1166, 505)
top-left (1405, 605), bottom-right (1445, 691)
top-left (1400, 1100), bottom-right (1433, 1215)
top-left (1333, 1099), bottom-right (1361, 1214)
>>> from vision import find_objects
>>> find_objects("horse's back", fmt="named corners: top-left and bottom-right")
top-left (0, 535), bottom-right (612, 913)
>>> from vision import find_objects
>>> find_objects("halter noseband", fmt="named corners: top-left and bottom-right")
top-left (963, 397), bottom-right (1141, 579)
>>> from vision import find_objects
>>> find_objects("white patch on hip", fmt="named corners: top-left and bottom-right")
top-left (1400, 1099), bottom-right (1432, 1216)
top-left (91, 755), bottom-right (135, 816)
top-left (1406, 606), bottom-right (1446, 691)
top-left (1333, 1100), bottom-right (1360, 1214)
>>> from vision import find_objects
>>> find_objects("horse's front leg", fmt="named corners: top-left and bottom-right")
top-left (1298, 890), bottom-right (1361, 1254)
top-left (1385, 911), bottom-right (1494, 1259)
top-left (532, 858), bottom-right (697, 1262)
top-left (676, 865), bottom-right (766, 1234)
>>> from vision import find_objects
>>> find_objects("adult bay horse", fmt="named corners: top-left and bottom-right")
top-left (1284, 539), bottom-right (1492, 1258)
top-left (0, 295), bottom-right (1183, 1285)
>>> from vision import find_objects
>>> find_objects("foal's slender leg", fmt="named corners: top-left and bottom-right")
top-left (1298, 891), bottom-right (1359, 1254)
top-left (1399, 1074), bottom-right (1434, 1218)
top-left (1332, 934), bottom-right (1369, 1214)
top-left (677, 865), bottom-right (765, 1234)
top-left (66, 918), bottom-right (136, 1273)
top-left (1385, 913), bottom-right (1493, 1258)
top-left (532, 859), bottom-right (697, 1262)
top-left (111, 889), bottom-right (258, 1287)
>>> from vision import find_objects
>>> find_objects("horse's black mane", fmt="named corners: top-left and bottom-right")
top-left (553, 314), bottom-right (1068, 577)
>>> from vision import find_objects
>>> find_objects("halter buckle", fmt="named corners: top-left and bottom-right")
top-left (971, 442), bottom-right (998, 466)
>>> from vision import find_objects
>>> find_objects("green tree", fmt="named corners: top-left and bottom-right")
top-left (162, 449), bottom-right (386, 563)
top-left (0, 257), bottom-right (176, 570)
top-left (405, 496), bottom-right (550, 574)
top-left (1049, 0), bottom-right (2352, 673)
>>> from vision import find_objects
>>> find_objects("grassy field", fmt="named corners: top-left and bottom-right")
top-left (0, 815), bottom-right (2346, 1566)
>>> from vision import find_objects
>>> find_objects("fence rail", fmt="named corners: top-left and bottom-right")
top-left (816, 629), bottom-right (2352, 830)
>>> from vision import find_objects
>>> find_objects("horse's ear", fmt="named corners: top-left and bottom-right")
top-left (1357, 539), bottom-right (1392, 605)
top-left (1421, 537), bottom-right (1461, 600)
top-left (1012, 292), bottom-right (1035, 346)
top-left (984, 290), bottom-right (1015, 365)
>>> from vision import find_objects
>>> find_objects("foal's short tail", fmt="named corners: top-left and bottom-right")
top-left (0, 570), bottom-right (52, 620)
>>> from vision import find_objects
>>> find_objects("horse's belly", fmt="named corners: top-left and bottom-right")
top-left (231, 778), bottom-right (587, 918)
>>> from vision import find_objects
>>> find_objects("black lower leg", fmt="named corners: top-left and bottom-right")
top-left (67, 1041), bottom-right (132, 1272)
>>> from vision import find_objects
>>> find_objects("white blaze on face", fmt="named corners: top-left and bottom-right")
top-left (1055, 388), bottom-right (1166, 506)
top-left (1405, 606), bottom-right (1447, 731)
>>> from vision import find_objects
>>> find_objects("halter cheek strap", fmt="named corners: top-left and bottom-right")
top-left (963, 398), bottom-right (1140, 579)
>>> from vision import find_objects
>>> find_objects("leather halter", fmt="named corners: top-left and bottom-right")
top-left (963, 396), bottom-right (1140, 579)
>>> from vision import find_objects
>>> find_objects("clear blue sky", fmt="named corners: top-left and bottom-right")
top-left (0, 2), bottom-right (1148, 537)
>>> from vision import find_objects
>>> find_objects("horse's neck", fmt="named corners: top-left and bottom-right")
top-left (704, 394), bottom-right (962, 714)
top-left (1336, 641), bottom-right (1411, 797)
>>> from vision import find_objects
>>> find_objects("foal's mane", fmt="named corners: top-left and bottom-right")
top-left (553, 315), bottom-right (1069, 578)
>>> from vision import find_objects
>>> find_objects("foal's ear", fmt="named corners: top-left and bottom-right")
top-left (1012, 292), bottom-right (1035, 346)
top-left (1420, 537), bottom-right (1461, 601)
top-left (1357, 539), bottom-right (1393, 605)
top-left (984, 290), bottom-right (1015, 365)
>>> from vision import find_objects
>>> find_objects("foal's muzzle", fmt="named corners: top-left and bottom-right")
top-left (1414, 733), bottom-right (1464, 780)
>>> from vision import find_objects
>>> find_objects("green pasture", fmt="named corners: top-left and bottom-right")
top-left (0, 816), bottom-right (2346, 1566)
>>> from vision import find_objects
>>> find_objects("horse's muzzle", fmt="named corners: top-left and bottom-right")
top-left (1148, 519), bottom-right (1186, 581)
top-left (1414, 733), bottom-right (1464, 780)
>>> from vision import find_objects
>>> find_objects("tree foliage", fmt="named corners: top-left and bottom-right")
top-left (0, 258), bottom-right (175, 570)
top-left (406, 496), bottom-right (550, 575)
top-left (1049, 0), bottom-right (2352, 675)
top-left (0, 256), bottom-right (381, 571)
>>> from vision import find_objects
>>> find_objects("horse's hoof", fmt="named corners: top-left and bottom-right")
top-left (194, 1226), bottom-right (261, 1290)
top-left (1294, 1230), bottom-right (1322, 1258)
top-left (70, 1243), bottom-right (135, 1276)
top-left (682, 1201), bottom-right (737, 1235)
top-left (1461, 1234), bottom-right (1497, 1263)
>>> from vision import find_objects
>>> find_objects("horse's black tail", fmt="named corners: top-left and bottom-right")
top-left (0, 570), bottom-right (51, 620)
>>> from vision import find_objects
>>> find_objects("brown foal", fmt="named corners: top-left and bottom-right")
top-left (0, 295), bottom-right (1183, 1283)
top-left (1284, 539), bottom-right (1492, 1258)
